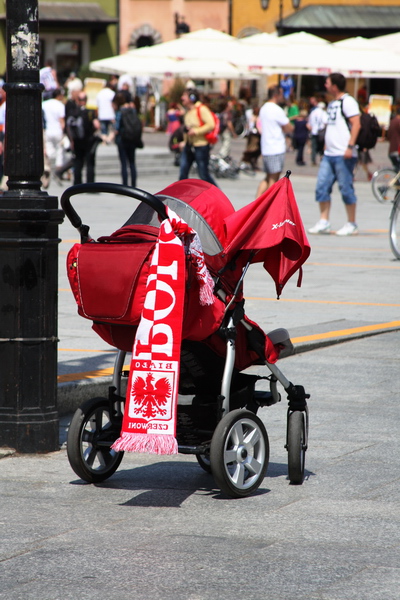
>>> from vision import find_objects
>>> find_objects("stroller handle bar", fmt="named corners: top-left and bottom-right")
top-left (60, 182), bottom-right (169, 241)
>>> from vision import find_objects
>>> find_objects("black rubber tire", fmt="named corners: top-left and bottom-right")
top-left (287, 410), bottom-right (306, 485)
top-left (371, 168), bottom-right (397, 203)
top-left (196, 450), bottom-right (212, 473)
top-left (210, 409), bottom-right (269, 498)
top-left (389, 193), bottom-right (400, 260)
top-left (67, 397), bottom-right (124, 483)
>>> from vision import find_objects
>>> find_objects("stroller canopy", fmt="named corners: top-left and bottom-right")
top-left (128, 176), bottom-right (310, 297)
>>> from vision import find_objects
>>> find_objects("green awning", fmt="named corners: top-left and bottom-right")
top-left (281, 5), bottom-right (400, 36)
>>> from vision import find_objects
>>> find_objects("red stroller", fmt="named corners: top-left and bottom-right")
top-left (61, 174), bottom-right (311, 498)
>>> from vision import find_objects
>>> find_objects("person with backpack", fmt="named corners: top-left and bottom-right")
top-left (112, 91), bottom-right (143, 188)
top-left (67, 92), bottom-right (101, 185)
top-left (309, 73), bottom-right (360, 236)
top-left (178, 88), bottom-right (217, 185)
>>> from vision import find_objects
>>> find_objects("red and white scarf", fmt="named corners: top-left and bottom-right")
top-left (112, 209), bottom-right (214, 455)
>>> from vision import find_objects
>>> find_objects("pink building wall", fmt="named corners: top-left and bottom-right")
top-left (119, 0), bottom-right (229, 53)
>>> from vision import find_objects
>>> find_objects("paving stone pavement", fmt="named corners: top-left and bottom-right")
top-left (1, 131), bottom-right (399, 600)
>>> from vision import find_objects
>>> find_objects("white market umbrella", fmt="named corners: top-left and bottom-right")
top-left (89, 54), bottom-right (179, 78)
top-left (281, 32), bottom-right (330, 46)
top-left (130, 28), bottom-right (247, 65)
top-left (90, 53), bottom-right (254, 81)
top-left (332, 37), bottom-right (400, 78)
top-left (237, 33), bottom-right (289, 74)
top-left (236, 31), bottom-right (335, 76)
top-left (372, 31), bottom-right (400, 55)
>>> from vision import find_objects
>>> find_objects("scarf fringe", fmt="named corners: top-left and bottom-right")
top-left (112, 432), bottom-right (179, 455)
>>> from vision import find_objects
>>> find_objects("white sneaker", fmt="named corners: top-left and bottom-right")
top-left (336, 222), bottom-right (358, 236)
top-left (308, 220), bottom-right (331, 234)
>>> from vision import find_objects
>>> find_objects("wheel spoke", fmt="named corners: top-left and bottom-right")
top-left (224, 449), bottom-right (238, 464)
top-left (231, 462), bottom-right (246, 487)
top-left (244, 426), bottom-right (261, 447)
top-left (245, 456), bottom-right (263, 476)
top-left (230, 422), bottom-right (244, 445)
top-left (85, 446), bottom-right (97, 467)
top-left (82, 428), bottom-right (94, 444)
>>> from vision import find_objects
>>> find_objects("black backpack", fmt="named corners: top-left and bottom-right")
top-left (120, 108), bottom-right (143, 147)
top-left (356, 112), bottom-right (381, 150)
top-left (340, 98), bottom-right (381, 150)
top-left (66, 114), bottom-right (85, 141)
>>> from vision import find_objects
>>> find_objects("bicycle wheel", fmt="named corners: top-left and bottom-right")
top-left (371, 168), bottom-right (397, 203)
top-left (389, 192), bottom-right (400, 260)
top-left (287, 410), bottom-right (306, 485)
top-left (67, 397), bottom-right (124, 483)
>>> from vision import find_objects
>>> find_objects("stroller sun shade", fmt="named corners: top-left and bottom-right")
top-left (223, 175), bottom-right (311, 297)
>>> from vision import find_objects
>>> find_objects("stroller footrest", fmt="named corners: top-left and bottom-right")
top-left (253, 390), bottom-right (279, 407)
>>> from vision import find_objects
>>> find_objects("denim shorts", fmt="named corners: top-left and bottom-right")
top-left (316, 155), bottom-right (357, 205)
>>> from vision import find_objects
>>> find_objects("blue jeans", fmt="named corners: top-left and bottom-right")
top-left (179, 144), bottom-right (216, 186)
top-left (116, 137), bottom-right (136, 187)
top-left (316, 155), bottom-right (357, 205)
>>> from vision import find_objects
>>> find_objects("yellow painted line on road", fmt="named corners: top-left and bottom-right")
top-left (58, 364), bottom-right (130, 383)
top-left (245, 296), bottom-right (400, 307)
top-left (291, 321), bottom-right (400, 344)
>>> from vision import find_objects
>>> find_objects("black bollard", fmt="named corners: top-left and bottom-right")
top-left (0, 1), bottom-right (64, 452)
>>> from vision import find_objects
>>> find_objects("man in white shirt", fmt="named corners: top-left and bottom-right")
top-left (42, 88), bottom-right (66, 177)
top-left (96, 81), bottom-right (115, 136)
top-left (256, 85), bottom-right (293, 197)
top-left (309, 73), bottom-right (361, 236)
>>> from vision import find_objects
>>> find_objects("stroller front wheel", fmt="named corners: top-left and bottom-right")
top-left (287, 410), bottom-right (307, 485)
top-left (210, 409), bottom-right (269, 498)
top-left (67, 397), bottom-right (124, 483)
top-left (196, 448), bottom-right (212, 473)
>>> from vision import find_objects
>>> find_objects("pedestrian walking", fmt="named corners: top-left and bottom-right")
top-left (112, 91), bottom-right (143, 188)
top-left (240, 105), bottom-right (261, 171)
top-left (42, 88), bottom-right (66, 179)
top-left (256, 85), bottom-right (293, 197)
top-left (387, 106), bottom-right (400, 171)
top-left (178, 88), bottom-right (217, 185)
top-left (308, 101), bottom-right (328, 165)
top-left (96, 80), bottom-right (116, 138)
top-left (309, 73), bottom-right (361, 236)
top-left (293, 109), bottom-right (309, 166)
top-left (218, 97), bottom-right (237, 160)
top-left (40, 59), bottom-right (59, 100)
top-left (66, 92), bottom-right (101, 185)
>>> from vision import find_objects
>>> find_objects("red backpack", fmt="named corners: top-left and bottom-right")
top-left (196, 105), bottom-right (220, 145)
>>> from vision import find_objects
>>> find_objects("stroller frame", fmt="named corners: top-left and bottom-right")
top-left (62, 182), bottom-right (309, 498)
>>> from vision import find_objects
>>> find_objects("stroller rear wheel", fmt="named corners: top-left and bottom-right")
top-left (287, 410), bottom-right (307, 485)
top-left (67, 397), bottom-right (124, 483)
top-left (210, 409), bottom-right (269, 498)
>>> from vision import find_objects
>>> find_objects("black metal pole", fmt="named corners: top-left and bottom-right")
top-left (0, 0), bottom-right (64, 452)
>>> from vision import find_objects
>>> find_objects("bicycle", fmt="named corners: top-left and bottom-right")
top-left (389, 189), bottom-right (400, 259)
top-left (209, 154), bottom-right (256, 179)
top-left (371, 167), bottom-right (400, 203)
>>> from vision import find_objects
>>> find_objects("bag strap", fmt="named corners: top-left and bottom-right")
top-left (196, 104), bottom-right (205, 127)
